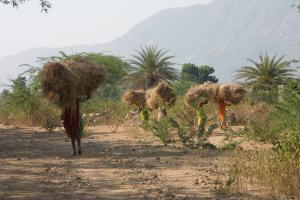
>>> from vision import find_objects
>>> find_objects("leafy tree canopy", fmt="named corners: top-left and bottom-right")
top-left (180, 63), bottom-right (218, 84)
top-left (173, 63), bottom-right (218, 95)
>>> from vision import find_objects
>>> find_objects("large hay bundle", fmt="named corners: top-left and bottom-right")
top-left (41, 59), bottom-right (106, 108)
top-left (185, 82), bottom-right (220, 107)
top-left (146, 82), bottom-right (176, 110)
top-left (63, 58), bottom-right (106, 98)
top-left (122, 90), bottom-right (146, 108)
top-left (218, 83), bottom-right (247, 105)
top-left (204, 82), bottom-right (220, 102)
top-left (40, 62), bottom-right (77, 108)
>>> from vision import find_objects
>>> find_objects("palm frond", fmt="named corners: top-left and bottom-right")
top-left (125, 45), bottom-right (178, 89)
top-left (235, 53), bottom-right (296, 86)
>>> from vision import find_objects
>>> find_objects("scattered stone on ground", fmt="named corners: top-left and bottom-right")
top-left (0, 125), bottom-right (270, 200)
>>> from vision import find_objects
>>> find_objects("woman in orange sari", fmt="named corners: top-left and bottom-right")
top-left (218, 100), bottom-right (230, 129)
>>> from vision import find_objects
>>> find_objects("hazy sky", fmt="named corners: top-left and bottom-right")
top-left (0, 0), bottom-right (212, 57)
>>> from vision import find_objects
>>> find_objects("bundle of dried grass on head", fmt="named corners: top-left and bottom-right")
top-left (41, 58), bottom-right (106, 108)
top-left (62, 57), bottom-right (106, 99)
top-left (40, 62), bottom-right (77, 108)
top-left (185, 82), bottom-right (220, 108)
top-left (218, 83), bottom-right (247, 105)
top-left (122, 90), bottom-right (146, 108)
top-left (146, 82), bottom-right (176, 110)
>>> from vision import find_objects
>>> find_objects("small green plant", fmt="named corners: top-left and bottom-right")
top-left (221, 141), bottom-right (239, 151)
top-left (220, 88), bottom-right (300, 198)
top-left (147, 118), bottom-right (172, 144)
top-left (40, 102), bottom-right (61, 133)
top-left (80, 114), bottom-right (94, 137)
top-left (225, 163), bottom-right (240, 191)
top-left (273, 131), bottom-right (300, 163)
top-left (42, 116), bottom-right (60, 133)
top-left (198, 117), bottom-right (217, 143)
top-left (169, 118), bottom-right (189, 144)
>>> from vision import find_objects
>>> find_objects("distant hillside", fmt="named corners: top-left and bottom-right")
top-left (1, 0), bottom-right (300, 84)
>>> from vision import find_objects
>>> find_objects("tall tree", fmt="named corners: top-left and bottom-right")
top-left (235, 53), bottom-right (296, 104)
top-left (125, 45), bottom-right (179, 89)
top-left (173, 63), bottom-right (218, 95)
top-left (235, 54), bottom-right (295, 86)
top-left (0, 0), bottom-right (51, 12)
top-left (181, 63), bottom-right (218, 83)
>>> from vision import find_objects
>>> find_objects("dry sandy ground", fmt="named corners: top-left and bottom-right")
top-left (0, 125), bottom-right (270, 200)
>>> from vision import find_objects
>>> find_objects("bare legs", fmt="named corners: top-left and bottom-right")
top-left (71, 138), bottom-right (82, 156)
top-left (71, 139), bottom-right (77, 156)
top-left (157, 108), bottom-right (167, 121)
top-left (218, 100), bottom-right (228, 129)
top-left (77, 138), bottom-right (82, 155)
top-left (220, 119), bottom-right (227, 129)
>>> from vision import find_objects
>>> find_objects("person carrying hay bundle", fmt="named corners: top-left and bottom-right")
top-left (145, 82), bottom-right (176, 121)
top-left (185, 82), bottom-right (220, 108)
top-left (122, 90), bottom-right (149, 123)
top-left (62, 57), bottom-right (106, 99)
top-left (217, 100), bottom-right (231, 129)
top-left (197, 99), bottom-right (208, 126)
top-left (218, 83), bottom-right (246, 129)
top-left (40, 60), bottom-right (105, 156)
top-left (197, 99), bottom-right (208, 139)
top-left (185, 82), bottom-right (246, 129)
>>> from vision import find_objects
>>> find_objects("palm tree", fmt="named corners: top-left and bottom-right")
top-left (235, 53), bottom-right (296, 104)
top-left (235, 53), bottom-right (296, 86)
top-left (125, 45), bottom-right (179, 89)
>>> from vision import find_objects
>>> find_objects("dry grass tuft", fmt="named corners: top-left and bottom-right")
top-left (40, 62), bottom-right (77, 108)
top-left (146, 82), bottom-right (176, 110)
top-left (185, 82), bottom-right (246, 107)
top-left (218, 150), bottom-right (300, 199)
top-left (219, 83), bottom-right (247, 105)
top-left (63, 58), bottom-right (106, 98)
top-left (185, 82), bottom-right (220, 107)
top-left (122, 90), bottom-right (146, 108)
top-left (40, 60), bottom-right (106, 108)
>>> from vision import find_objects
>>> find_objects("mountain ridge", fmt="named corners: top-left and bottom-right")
top-left (1, 0), bottom-right (300, 84)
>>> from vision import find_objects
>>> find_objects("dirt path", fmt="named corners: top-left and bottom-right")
top-left (0, 125), bottom-right (267, 200)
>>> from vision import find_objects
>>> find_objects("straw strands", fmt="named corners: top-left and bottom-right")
top-left (62, 58), bottom-right (106, 98)
top-left (40, 59), bottom-right (106, 108)
top-left (185, 82), bottom-right (220, 107)
top-left (218, 83), bottom-right (247, 105)
top-left (146, 82), bottom-right (176, 110)
top-left (185, 82), bottom-right (246, 107)
top-left (122, 90), bottom-right (146, 108)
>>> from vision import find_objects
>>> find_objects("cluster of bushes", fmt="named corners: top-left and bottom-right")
top-left (0, 51), bottom-right (219, 128)
top-left (0, 49), bottom-right (299, 198)
top-left (221, 83), bottom-right (300, 198)
top-left (0, 76), bottom-right (60, 127)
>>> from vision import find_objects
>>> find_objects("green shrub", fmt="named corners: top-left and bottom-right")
top-left (147, 118), bottom-right (172, 144)
top-left (221, 86), bottom-right (300, 198)
top-left (40, 103), bottom-right (61, 132)
top-left (145, 98), bottom-right (217, 148)
top-left (81, 97), bottom-right (130, 125)
top-left (247, 86), bottom-right (279, 104)
top-left (42, 117), bottom-right (60, 133)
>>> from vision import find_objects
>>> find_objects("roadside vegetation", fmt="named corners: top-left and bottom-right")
top-left (0, 47), bottom-right (299, 199)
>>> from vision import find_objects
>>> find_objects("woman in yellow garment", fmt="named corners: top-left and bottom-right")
top-left (197, 99), bottom-right (208, 126)
top-left (140, 108), bottom-right (149, 122)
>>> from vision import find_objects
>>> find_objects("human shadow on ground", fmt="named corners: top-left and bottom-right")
top-left (0, 127), bottom-right (271, 200)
